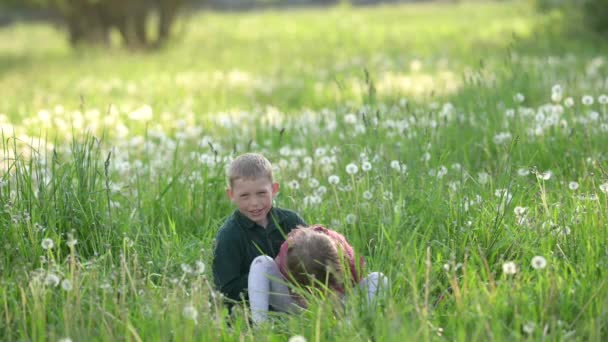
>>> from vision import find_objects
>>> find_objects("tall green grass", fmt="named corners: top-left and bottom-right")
top-left (1, 1), bottom-right (608, 341)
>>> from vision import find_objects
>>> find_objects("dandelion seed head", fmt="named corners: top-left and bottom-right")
top-left (195, 261), bottom-right (205, 274)
top-left (531, 256), bottom-right (547, 270)
top-left (288, 335), bottom-right (307, 342)
top-left (345, 213), bottom-right (357, 224)
top-left (582, 95), bottom-right (594, 106)
top-left (41, 238), bottom-right (54, 250)
top-left (564, 97), bottom-right (574, 108)
top-left (599, 182), bottom-right (608, 194)
top-left (502, 261), bottom-right (517, 275)
top-left (568, 181), bottom-right (579, 190)
top-left (523, 321), bottom-right (535, 335)
top-left (182, 304), bottom-right (198, 322)
top-left (363, 191), bottom-right (373, 200)
top-left (361, 161), bottom-right (372, 172)
top-left (181, 263), bottom-right (193, 274)
top-left (599, 94), bottom-right (608, 104)
top-left (346, 163), bottom-right (358, 175)
top-left (61, 279), bottom-right (73, 291)
top-left (44, 273), bottom-right (60, 287)
top-left (328, 175), bottom-right (340, 185)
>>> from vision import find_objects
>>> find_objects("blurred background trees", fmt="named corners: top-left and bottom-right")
top-left (0, 0), bottom-right (185, 49)
top-left (1, 0), bottom-right (606, 50)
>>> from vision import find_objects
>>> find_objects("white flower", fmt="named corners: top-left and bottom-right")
top-left (315, 185), bottom-right (327, 196)
top-left (58, 338), bottom-right (73, 342)
top-left (599, 94), bottom-right (608, 104)
top-left (514, 206), bottom-right (526, 216)
top-left (517, 168), bottom-right (530, 177)
top-left (477, 172), bottom-right (490, 185)
top-left (44, 273), bottom-right (60, 287)
top-left (181, 263), bottom-right (193, 274)
top-left (568, 181), bottom-right (579, 190)
top-left (288, 180), bottom-right (300, 190)
top-left (345, 214), bottom-right (357, 224)
top-left (564, 97), bottom-right (574, 107)
top-left (531, 256), bottom-right (547, 270)
top-left (61, 279), bottom-right (73, 291)
top-left (537, 171), bottom-right (552, 180)
top-left (523, 321), bottom-right (535, 335)
top-left (315, 147), bottom-right (327, 157)
top-left (288, 335), bottom-right (307, 342)
top-left (361, 161), bottom-right (372, 172)
top-left (582, 95), bottom-right (594, 106)
top-left (41, 238), bottom-right (54, 250)
top-left (390, 160), bottom-right (401, 171)
top-left (346, 163), bottom-right (358, 175)
top-left (195, 261), bottom-right (206, 274)
top-left (182, 304), bottom-right (198, 322)
top-left (308, 178), bottom-right (320, 188)
top-left (328, 175), bottom-right (340, 185)
top-left (67, 236), bottom-right (77, 248)
top-left (514, 93), bottom-right (525, 103)
top-left (600, 182), bottom-right (608, 193)
top-left (551, 84), bottom-right (562, 95)
top-left (502, 261), bottom-right (517, 275)
top-left (363, 191), bottom-right (373, 200)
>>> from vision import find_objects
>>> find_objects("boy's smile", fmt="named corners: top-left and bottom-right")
top-left (227, 177), bottom-right (279, 228)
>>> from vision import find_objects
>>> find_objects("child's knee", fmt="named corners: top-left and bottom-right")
top-left (368, 272), bottom-right (388, 288)
top-left (250, 255), bottom-right (274, 271)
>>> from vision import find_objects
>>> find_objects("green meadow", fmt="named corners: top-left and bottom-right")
top-left (0, 0), bottom-right (607, 340)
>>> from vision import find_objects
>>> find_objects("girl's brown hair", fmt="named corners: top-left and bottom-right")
top-left (285, 226), bottom-right (345, 292)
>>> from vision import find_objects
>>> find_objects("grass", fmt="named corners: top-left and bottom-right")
top-left (1, 0), bottom-right (608, 341)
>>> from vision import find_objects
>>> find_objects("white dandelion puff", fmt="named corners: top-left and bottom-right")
top-left (361, 161), bottom-right (372, 172)
top-left (514, 93), bottom-right (525, 103)
top-left (582, 95), bottom-right (594, 106)
top-left (44, 273), bottom-right (60, 287)
top-left (390, 160), bottom-right (401, 171)
top-left (41, 238), bottom-right (54, 250)
top-left (182, 304), bottom-right (198, 322)
top-left (531, 256), bottom-right (547, 270)
top-left (61, 279), bottom-right (73, 291)
top-left (288, 180), bottom-right (300, 190)
top-left (523, 321), bottom-right (535, 335)
top-left (346, 163), bottom-right (358, 175)
top-left (328, 175), bottom-right (340, 185)
top-left (537, 171), bottom-right (552, 180)
top-left (564, 97), bottom-right (574, 108)
top-left (599, 94), bottom-right (608, 105)
top-left (477, 172), bottom-right (490, 185)
top-left (345, 214), bottom-right (357, 224)
top-left (181, 263), bottom-right (193, 274)
top-left (599, 182), bottom-right (608, 193)
top-left (288, 336), bottom-right (307, 342)
top-left (568, 181), bottom-right (579, 190)
top-left (502, 261), bottom-right (517, 275)
top-left (514, 206), bottom-right (526, 216)
top-left (517, 168), bottom-right (530, 177)
top-left (195, 261), bottom-right (206, 274)
top-left (363, 191), bottom-right (373, 200)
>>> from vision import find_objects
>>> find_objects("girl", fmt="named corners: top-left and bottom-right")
top-left (248, 224), bottom-right (387, 324)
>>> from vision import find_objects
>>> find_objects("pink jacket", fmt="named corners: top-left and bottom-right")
top-left (275, 225), bottom-right (364, 291)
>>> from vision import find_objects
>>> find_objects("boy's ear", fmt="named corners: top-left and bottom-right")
top-left (272, 182), bottom-right (280, 196)
top-left (226, 188), bottom-right (234, 201)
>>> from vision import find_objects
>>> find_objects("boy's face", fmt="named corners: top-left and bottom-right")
top-left (227, 177), bottom-right (279, 227)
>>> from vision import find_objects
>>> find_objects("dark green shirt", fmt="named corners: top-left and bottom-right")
top-left (212, 207), bottom-right (306, 302)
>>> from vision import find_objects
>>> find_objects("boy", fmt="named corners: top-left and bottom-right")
top-left (212, 153), bottom-right (306, 306)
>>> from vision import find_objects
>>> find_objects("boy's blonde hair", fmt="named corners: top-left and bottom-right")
top-left (286, 226), bottom-right (345, 292)
top-left (228, 153), bottom-right (273, 187)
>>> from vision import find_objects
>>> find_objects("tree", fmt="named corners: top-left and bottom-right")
top-left (1, 0), bottom-right (186, 49)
